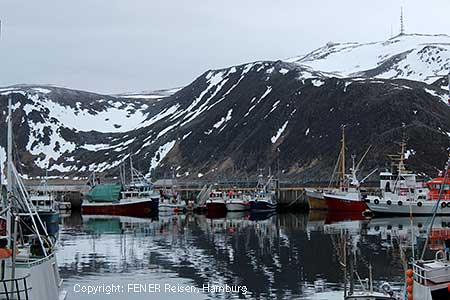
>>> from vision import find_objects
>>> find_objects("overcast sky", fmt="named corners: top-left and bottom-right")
top-left (0, 0), bottom-right (448, 94)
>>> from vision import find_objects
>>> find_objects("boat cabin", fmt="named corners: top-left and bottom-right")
top-left (426, 170), bottom-right (450, 201)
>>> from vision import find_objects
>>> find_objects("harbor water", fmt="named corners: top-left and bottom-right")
top-left (53, 211), bottom-right (440, 299)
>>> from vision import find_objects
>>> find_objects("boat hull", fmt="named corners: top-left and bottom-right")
top-left (226, 201), bottom-right (250, 211)
top-left (158, 203), bottom-right (186, 213)
top-left (249, 200), bottom-right (276, 211)
top-left (367, 198), bottom-right (450, 215)
top-left (82, 199), bottom-right (155, 218)
top-left (206, 202), bottom-right (227, 212)
top-left (323, 194), bottom-right (367, 212)
top-left (306, 189), bottom-right (327, 211)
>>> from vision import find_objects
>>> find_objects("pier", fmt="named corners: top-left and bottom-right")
top-left (24, 179), bottom-right (325, 211)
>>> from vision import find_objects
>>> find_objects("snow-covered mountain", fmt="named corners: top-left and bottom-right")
top-left (1, 33), bottom-right (450, 181)
top-left (287, 33), bottom-right (450, 84)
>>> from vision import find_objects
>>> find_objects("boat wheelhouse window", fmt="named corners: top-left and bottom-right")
top-left (385, 181), bottom-right (391, 192)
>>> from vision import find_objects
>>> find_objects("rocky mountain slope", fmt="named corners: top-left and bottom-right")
top-left (1, 34), bottom-right (450, 182)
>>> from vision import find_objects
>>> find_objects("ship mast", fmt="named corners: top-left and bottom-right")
top-left (341, 125), bottom-right (346, 188)
top-left (6, 96), bottom-right (12, 199)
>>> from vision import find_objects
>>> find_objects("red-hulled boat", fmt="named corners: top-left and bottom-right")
top-left (82, 184), bottom-right (160, 217)
top-left (82, 197), bottom-right (156, 218)
top-left (205, 190), bottom-right (227, 212)
top-left (323, 189), bottom-right (368, 212)
top-left (322, 127), bottom-right (370, 213)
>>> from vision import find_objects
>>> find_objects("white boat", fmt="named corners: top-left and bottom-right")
top-left (0, 96), bottom-right (66, 300)
top-left (225, 191), bottom-right (250, 211)
top-left (345, 292), bottom-right (397, 300)
top-left (158, 186), bottom-right (186, 213)
top-left (410, 142), bottom-right (450, 299)
top-left (365, 140), bottom-right (432, 215)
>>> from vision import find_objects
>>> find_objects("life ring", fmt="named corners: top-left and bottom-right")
top-left (381, 282), bottom-right (392, 293)
top-left (386, 200), bottom-right (392, 205)
top-left (417, 202), bottom-right (422, 207)
top-left (442, 202), bottom-right (447, 208)
top-left (398, 201), bottom-right (403, 206)
top-left (374, 199), bottom-right (380, 205)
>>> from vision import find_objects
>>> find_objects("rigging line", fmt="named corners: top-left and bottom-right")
top-left (420, 153), bottom-right (450, 260)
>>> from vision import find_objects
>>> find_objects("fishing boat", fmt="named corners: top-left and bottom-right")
top-left (158, 187), bottom-right (186, 213)
top-left (205, 190), bottom-right (227, 212)
top-left (364, 140), bottom-right (440, 216)
top-left (323, 127), bottom-right (374, 213)
top-left (28, 190), bottom-right (60, 228)
top-left (305, 188), bottom-right (328, 211)
top-left (249, 174), bottom-right (277, 211)
top-left (82, 160), bottom-right (160, 217)
top-left (410, 149), bottom-right (450, 299)
top-left (411, 251), bottom-right (450, 299)
top-left (82, 184), bottom-right (159, 217)
top-left (225, 191), bottom-right (250, 211)
top-left (0, 96), bottom-right (67, 300)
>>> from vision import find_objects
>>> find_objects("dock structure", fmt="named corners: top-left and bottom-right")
top-left (25, 179), bottom-right (88, 209)
top-left (24, 179), bottom-right (377, 212)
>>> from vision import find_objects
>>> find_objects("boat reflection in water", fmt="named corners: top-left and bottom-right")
top-left (56, 211), bottom-right (438, 300)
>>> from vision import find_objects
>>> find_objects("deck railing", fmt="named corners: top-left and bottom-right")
top-left (413, 254), bottom-right (450, 285)
top-left (0, 274), bottom-right (31, 300)
top-left (428, 194), bottom-right (450, 201)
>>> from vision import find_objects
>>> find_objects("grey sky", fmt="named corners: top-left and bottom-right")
top-left (0, 0), bottom-right (448, 94)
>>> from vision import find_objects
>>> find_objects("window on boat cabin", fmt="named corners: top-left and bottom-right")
top-left (432, 184), bottom-right (450, 190)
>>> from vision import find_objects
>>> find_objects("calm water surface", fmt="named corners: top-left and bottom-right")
top-left (55, 211), bottom-right (437, 300)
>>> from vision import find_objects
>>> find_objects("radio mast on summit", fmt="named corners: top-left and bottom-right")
top-left (400, 7), bottom-right (405, 35)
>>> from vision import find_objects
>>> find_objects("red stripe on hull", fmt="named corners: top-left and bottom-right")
top-left (324, 196), bottom-right (368, 212)
top-left (82, 201), bottom-right (153, 218)
top-left (206, 203), bottom-right (227, 212)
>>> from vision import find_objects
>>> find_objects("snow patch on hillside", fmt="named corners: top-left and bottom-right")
top-left (26, 120), bottom-right (77, 169)
top-left (23, 93), bottom-right (149, 133)
top-left (312, 79), bottom-right (325, 87)
top-left (213, 109), bottom-right (233, 129)
top-left (149, 140), bottom-right (176, 171)
top-left (271, 121), bottom-right (289, 144)
top-left (244, 86), bottom-right (273, 117)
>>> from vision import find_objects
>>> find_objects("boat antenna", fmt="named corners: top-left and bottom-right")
top-left (355, 145), bottom-right (372, 174)
top-left (341, 125), bottom-right (346, 188)
top-left (130, 154), bottom-right (134, 185)
top-left (420, 152), bottom-right (450, 260)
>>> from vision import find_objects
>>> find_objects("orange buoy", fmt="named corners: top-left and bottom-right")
top-left (447, 283), bottom-right (450, 293)
top-left (407, 292), bottom-right (413, 300)
top-left (406, 269), bottom-right (413, 277)
top-left (406, 277), bottom-right (414, 285)
top-left (407, 285), bottom-right (413, 293)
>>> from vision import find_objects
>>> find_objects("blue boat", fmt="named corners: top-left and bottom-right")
top-left (249, 173), bottom-right (277, 212)
top-left (249, 197), bottom-right (277, 211)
